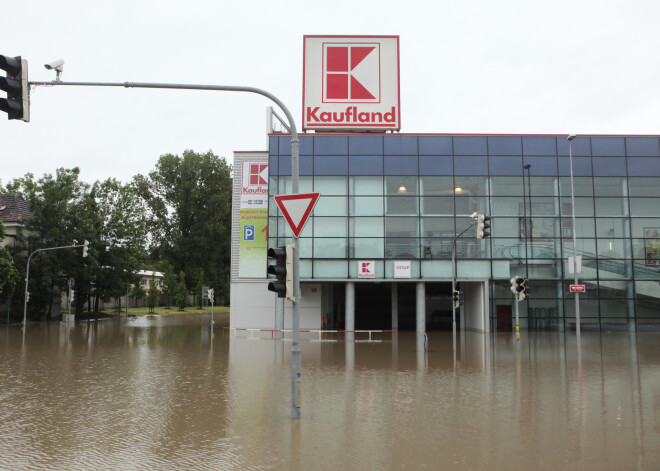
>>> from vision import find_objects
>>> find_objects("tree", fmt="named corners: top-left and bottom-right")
top-left (130, 283), bottom-right (145, 308)
top-left (135, 150), bottom-right (232, 295)
top-left (161, 263), bottom-right (176, 309)
top-left (195, 269), bottom-right (204, 309)
top-left (147, 276), bottom-right (159, 313)
top-left (0, 222), bottom-right (19, 302)
top-left (175, 271), bottom-right (188, 311)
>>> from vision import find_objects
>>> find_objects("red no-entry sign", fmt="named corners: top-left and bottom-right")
top-left (570, 285), bottom-right (586, 293)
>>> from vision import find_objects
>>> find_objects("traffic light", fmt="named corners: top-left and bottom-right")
top-left (82, 240), bottom-right (89, 258)
top-left (0, 55), bottom-right (29, 122)
top-left (510, 276), bottom-right (526, 301)
top-left (452, 290), bottom-right (460, 309)
top-left (207, 288), bottom-right (214, 301)
top-left (521, 278), bottom-right (528, 301)
top-left (476, 213), bottom-right (491, 239)
top-left (267, 244), bottom-right (294, 301)
top-left (70, 289), bottom-right (75, 302)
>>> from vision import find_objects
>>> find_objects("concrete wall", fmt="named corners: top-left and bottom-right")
top-left (464, 281), bottom-right (489, 332)
top-left (230, 281), bottom-right (275, 328)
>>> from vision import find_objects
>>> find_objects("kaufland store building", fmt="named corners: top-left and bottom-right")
top-left (230, 36), bottom-right (660, 334)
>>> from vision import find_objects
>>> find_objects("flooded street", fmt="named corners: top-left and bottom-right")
top-left (1, 315), bottom-right (659, 470)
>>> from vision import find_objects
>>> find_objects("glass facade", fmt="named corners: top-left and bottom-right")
top-left (268, 134), bottom-right (660, 332)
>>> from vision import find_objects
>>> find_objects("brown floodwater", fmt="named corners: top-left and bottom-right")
top-left (1, 315), bottom-right (659, 470)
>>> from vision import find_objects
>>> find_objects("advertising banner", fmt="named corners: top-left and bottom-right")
top-left (644, 227), bottom-right (660, 266)
top-left (239, 161), bottom-right (268, 278)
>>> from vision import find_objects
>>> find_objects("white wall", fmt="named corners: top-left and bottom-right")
top-left (463, 281), bottom-right (489, 332)
top-left (230, 281), bottom-right (274, 329)
top-left (283, 283), bottom-right (322, 330)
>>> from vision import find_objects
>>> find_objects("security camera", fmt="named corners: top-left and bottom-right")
top-left (44, 59), bottom-right (65, 71)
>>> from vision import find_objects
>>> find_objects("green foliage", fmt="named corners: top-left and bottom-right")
top-left (175, 271), bottom-right (188, 311)
top-left (0, 222), bottom-right (19, 300)
top-left (195, 269), bottom-right (204, 309)
top-left (161, 263), bottom-right (177, 309)
top-left (147, 277), bottom-right (159, 313)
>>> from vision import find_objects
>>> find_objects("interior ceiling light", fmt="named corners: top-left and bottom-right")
top-left (455, 187), bottom-right (463, 193)
top-left (398, 186), bottom-right (407, 193)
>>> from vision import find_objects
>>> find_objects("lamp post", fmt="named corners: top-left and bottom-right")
top-left (567, 134), bottom-right (581, 338)
top-left (524, 164), bottom-right (532, 243)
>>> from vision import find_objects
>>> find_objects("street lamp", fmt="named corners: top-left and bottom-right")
top-left (567, 134), bottom-right (581, 338)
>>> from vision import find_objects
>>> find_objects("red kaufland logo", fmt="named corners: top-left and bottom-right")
top-left (323, 44), bottom-right (380, 102)
top-left (242, 161), bottom-right (268, 195)
top-left (249, 163), bottom-right (268, 186)
top-left (358, 260), bottom-right (375, 278)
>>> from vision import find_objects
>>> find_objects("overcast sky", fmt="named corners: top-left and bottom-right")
top-left (2, 0), bottom-right (659, 186)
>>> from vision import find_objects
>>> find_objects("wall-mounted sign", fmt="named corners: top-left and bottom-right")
top-left (239, 161), bottom-right (268, 278)
top-left (303, 35), bottom-right (400, 131)
top-left (358, 260), bottom-right (376, 279)
top-left (393, 260), bottom-right (411, 278)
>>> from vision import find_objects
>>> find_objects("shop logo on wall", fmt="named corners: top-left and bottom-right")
top-left (243, 225), bottom-right (255, 241)
top-left (393, 261), bottom-right (411, 278)
top-left (303, 35), bottom-right (400, 131)
top-left (242, 161), bottom-right (268, 195)
top-left (358, 260), bottom-right (375, 279)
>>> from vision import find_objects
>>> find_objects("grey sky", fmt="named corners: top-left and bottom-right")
top-left (3, 0), bottom-right (659, 186)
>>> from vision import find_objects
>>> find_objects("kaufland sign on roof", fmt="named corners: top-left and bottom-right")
top-left (303, 35), bottom-right (400, 131)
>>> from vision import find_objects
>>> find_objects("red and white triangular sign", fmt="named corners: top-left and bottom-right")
top-left (274, 192), bottom-right (320, 238)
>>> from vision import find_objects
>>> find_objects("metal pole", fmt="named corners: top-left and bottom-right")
top-left (515, 297), bottom-right (520, 341)
top-left (451, 220), bottom-right (477, 336)
top-left (568, 135), bottom-right (581, 339)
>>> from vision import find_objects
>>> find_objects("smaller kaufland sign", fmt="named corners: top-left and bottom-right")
top-left (393, 261), bottom-right (411, 278)
top-left (303, 35), bottom-right (400, 131)
top-left (358, 260), bottom-right (376, 279)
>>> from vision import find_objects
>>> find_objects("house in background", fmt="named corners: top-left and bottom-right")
top-left (137, 270), bottom-right (164, 293)
top-left (0, 194), bottom-right (31, 248)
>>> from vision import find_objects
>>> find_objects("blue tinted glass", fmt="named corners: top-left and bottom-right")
top-left (627, 157), bottom-right (660, 177)
top-left (384, 156), bottom-right (418, 175)
top-left (523, 136), bottom-right (556, 156)
top-left (454, 156), bottom-right (488, 175)
top-left (419, 136), bottom-right (453, 155)
top-left (557, 136), bottom-right (591, 156)
top-left (558, 157), bottom-right (592, 176)
top-left (349, 135), bottom-right (383, 155)
top-left (489, 156), bottom-right (523, 175)
top-left (591, 137), bottom-right (625, 156)
top-left (523, 156), bottom-right (558, 176)
top-left (419, 156), bottom-right (453, 175)
top-left (269, 155), bottom-right (279, 175)
top-left (384, 135), bottom-right (418, 155)
top-left (454, 136), bottom-right (487, 155)
top-left (278, 135), bottom-right (313, 156)
top-left (300, 156), bottom-right (314, 175)
top-left (269, 136), bottom-right (278, 156)
top-left (314, 156), bottom-right (348, 175)
top-left (349, 155), bottom-right (383, 175)
top-left (626, 137), bottom-right (660, 156)
top-left (592, 157), bottom-right (627, 176)
top-left (314, 135), bottom-right (348, 155)
top-left (279, 156), bottom-right (291, 175)
top-left (488, 136), bottom-right (521, 156)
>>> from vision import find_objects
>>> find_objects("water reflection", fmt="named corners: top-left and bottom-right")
top-left (1, 317), bottom-right (658, 470)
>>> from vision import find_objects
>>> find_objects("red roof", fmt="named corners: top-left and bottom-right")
top-left (0, 194), bottom-right (32, 224)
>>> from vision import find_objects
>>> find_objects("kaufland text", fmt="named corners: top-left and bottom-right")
top-left (306, 106), bottom-right (397, 124)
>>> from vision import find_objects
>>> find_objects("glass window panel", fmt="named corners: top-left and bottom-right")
top-left (527, 263), bottom-right (562, 279)
top-left (349, 155), bottom-right (383, 175)
top-left (598, 300), bottom-right (633, 319)
top-left (596, 238), bottom-right (631, 259)
top-left (384, 156), bottom-right (418, 175)
top-left (349, 196), bottom-right (383, 216)
top-left (278, 156), bottom-right (291, 175)
top-left (629, 177), bottom-right (660, 197)
top-left (627, 157), bottom-right (660, 177)
top-left (313, 238), bottom-right (347, 258)
top-left (314, 176), bottom-right (347, 195)
top-left (419, 136), bottom-right (453, 155)
top-left (385, 196), bottom-right (418, 215)
top-left (561, 238), bottom-right (597, 257)
top-left (350, 217), bottom-right (384, 237)
top-left (349, 238), bottom-right (384, 258)
top-left (630, 198), bottom-right (660, 216)
top-left (349, 135), bottom-right (383, 155)
top-left (596, 218), bottom-right (630, 238)
top-left (632, 239), bottom-right (660, 266)
top-left (268, 216), bottom-right (278, 237)
top-left (559, 198), bottom-right (594, 217)
top-left (596, 259), bottom-right (632, 279)
top-left (454, 156), bottom-right (488, 175)
top-left (562, 218), bottom-right (596, 238)
top-left (592, 157), bottom-right (627, 177)
top-left (269, 155), bottom-right (279, 174)
top-left (279, 135), bottom-right (313, 156)
top-left (454, 136), bottom-right (487, 155)
top-left (634, 281), bottom-right (660, 303)
top-left (626, 137), bottom-right (660, 156)
top-left (297, 238), bottom-right (313, 258)
top-left (299, 156), bottom-right (314, 175)
top-left (559, 177), bottom-right (593, 197)
top-left (457, 260), bottom-right (492, 278)
top-left (591, 136), bottom-right (625, 156)
top-left (455, 195), bottom-right (488, 216)
top-left (421, 217), bottom-right (455, 236)
top-left (299, 259), bottom-right (312, 278)
top-left (421, 237), bottom-right (454, 259)
top-left (557, 136), bottom-right (591, 156)
top-left (419, 156), bottom-right (453, 175)
top-left (314, 196), bottom-right (347, 216)
top-left (385, 176), bottom-right (418, 195)
top-left (595, 198), bottom-right (628, 216)
top-left (420, 260), bottom-right (452, 278)
top-left (314, 155), bottom-right (347, 175)
top-left (525, 217), bottom-right (561, 239)
top-left (454, 176), bottom-right (488, 195)
top-left (488, 136), bottom-right (522, 155)
top-left (384, 135), bottom-right (418, 155)
top-left (522, 157), bottom-right (558, 176)
top-left (385, 217), bottom-right (418, 237)
top-left (269, 196), bottom-right (278, 216)
top-left (633, 262), bottom-right (660, 279)
top-left (314, 217), bottom-right (347, 237)
top-left (558, 157), bottom-right (592, 176)
top-left (269, 135), bottom-right (279, 155)
top-left (527, 177), bottom-right (558, 196)
top-left (385, 238), bottom-right (419, 258)
top-left (490, 177), bottom-right (524, 196)
top-left (420, 176), bottom-right (455, 195)
top-left (277, 176), bottom-right (313, 194)
top-left (491, 238), bottom-right (526, 258)
top-left (529, 243), bottom-right (562, 258)
top-left (491, 217), bottom-right (522, 238)
top-left (313, 260), bottom-right (348, 278)
top-left (314, 135), bottom-right (348, 155)
top-left (489, 156), bottom-right (523, 175)
top-left (527, 199), bottom-right (559, 217)
top-left (593, 177), bottom-right (627, 197)
top-left (349, 176), bottom-right (383, 195)
top-left (421, 197), bottom-right (454, 216)
top-left (455, 239), bottom-right (488, 259)
top-left (630, 219), bottom-right (660, 238)
top-left (491, 196), bottom-right (524, 216)
top-left (523, 136), bottom-right (557, 156)
top-left (277, 217), bottom-right (292, 237)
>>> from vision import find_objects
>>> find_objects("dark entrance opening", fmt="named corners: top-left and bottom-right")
top-left (426, 282), bottom-right (457, 331)
top-left (355, 283), bottom-right (394, 330)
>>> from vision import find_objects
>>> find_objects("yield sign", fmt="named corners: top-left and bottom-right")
top-left (274, 193), bottom-right (320, 238)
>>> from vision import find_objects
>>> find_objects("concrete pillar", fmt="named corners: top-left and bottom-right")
top-left (391, 282), bottom-right (398, 331)
top-left (416, 282), bottom-right (425, 333)
top-left (346, 282), bottom-right (355, 333)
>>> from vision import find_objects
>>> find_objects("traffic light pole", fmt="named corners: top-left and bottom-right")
top-left (31, 79), bottom-right (304, 418)
top-left (451, 220), bottom-right (477, 336)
